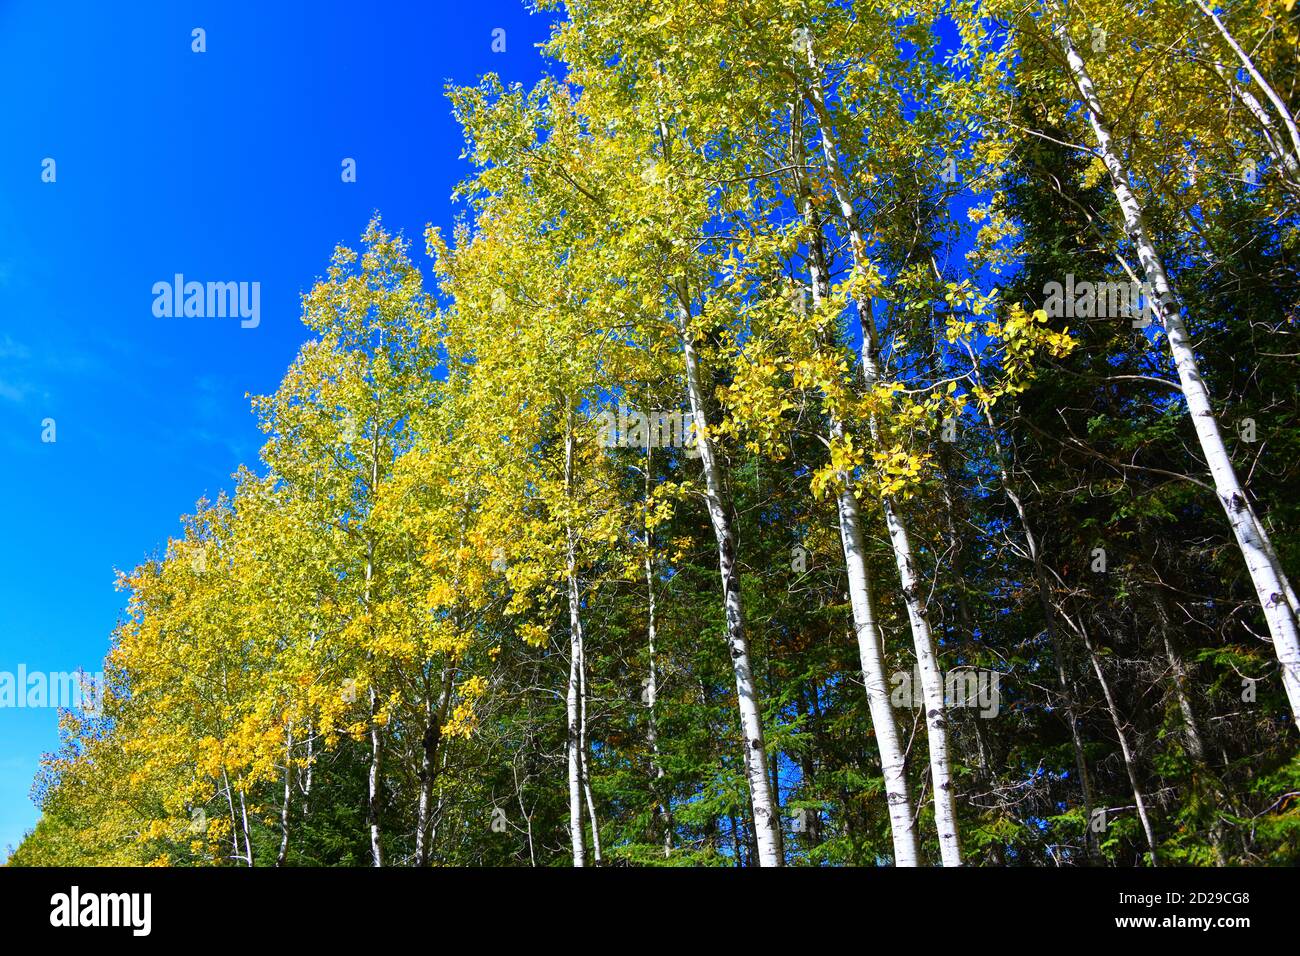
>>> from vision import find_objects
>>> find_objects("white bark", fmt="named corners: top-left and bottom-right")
top-left (674, 281), bottom-right (783, 867)
top-left (300, 719), bottom-right (314, 820)
top-left (1053, 12), bottom-right (1300, 732)
top-left (276, 721), bottom-right (293, 867)
top-left (364, 431), bottom-right (384, 867)
top-left (649, 90), bottom-right (783, 865)
top-left (879, 501), bottom-right (961, 865)
top-left (564, 414), bottom-right (589, 867)
top-left (220, 769), bottom-right (246, 866)
top-left (803, 48), bottom-right (962, 864)
top-left (1211, 60), bottom-right (1300, 195)
top-left (237, 785), bottom-right (254, 868)
top-left (795, 137), bottom-right (920, 864)
top-left (367, 685), bottom-right (383, 867)
top-left (414, 666), bottom-right (455, 866)
top-left (1195, 0), bottom-right (1300, 171)
top-left (579, 628), bottom-right (603, 865)
top-left (643, 455), bottom-right (674, 857)
top-left (835, 483), bottom-right (922, 865)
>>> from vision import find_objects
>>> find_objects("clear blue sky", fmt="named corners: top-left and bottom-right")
top-left (0, 0), bottom-right (556, 859)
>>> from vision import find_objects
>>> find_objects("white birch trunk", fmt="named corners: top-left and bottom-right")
top-left (649, 91), bottom-right (783, 865)
top-left (220, 769), bottom-right (244, 866)
top-left (673, 281), bottom-right (783, 867)
top-left (835, 483), bottom-right (923, 865)
top-left (804, 49), bottom-right (962, 863)
top-left (300, 718), bottom-right (314, 820)
top-left (364, 427), bottom-right (384, 866)
top-left (566, 559), bottom-right (587, 867)
top-left (643, 455), bottom-right (674, 857)
top-left (579, 627), bottom-right (603, 864)
top-left (1211, 60), bottom-right (1300, 195)
top-left (564, 413), bottom-right (589, 867)
top-left (414, 666), bottom-right (455, 866)
top-left (367, 685), bottom-right (383, 867)
top-left (879, 501), bottom-right (961, 865)
top-left (237, 785), bottom-right (254, 868)
top-left (1053, 12), bottom-right (1300, 732)
top-left (795, 141), bottom-right (921, 864)
top-left (276, 721), bottom-right (293, 867)
top-left (1195, 0), bottom-right (1300, 171)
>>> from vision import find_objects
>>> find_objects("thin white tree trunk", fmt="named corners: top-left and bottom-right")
top-left (803, 49), bottom-right (962, 864)
top-left (1053, 12), bottom-right (1300, 732)
top-left (364, 426), bottom-right (384, 866)
top-left (795, 141), bottom-right (920, 864)
top-left (415, 692), bottom-right (436, 866)
top-left (237, 785), bottom-right (254, 868)
top-left (673, 279), bottom-right (783, 867)
top-left (643, 454), bottom-right (674, 857)
top-left (649, 85), bottom-right (782, 865)
top-left (565, 559), bottom-right (587, 867)
top-left (564, 411), bottom-right (589, 867)
top-left (1210, 60), bottom-right (1300, 195)
top-left (836, 485), bottom-right (923, 865)
top-left (414, 666), bottom-right (455, 866)
top-left (276, 721), bottom-right (293, 867)
top-left (1054, 601), bottom-right (1160, 866)
top-left (1087, 644), bottom-right (1159, 866)
top-left (579, 628), bottom-right (602, 864)
top-left (300, 719), bottom-right (314, 820)
top-left (220, 769), bottom-right (245, 866)
top-left (367, 685), bottom-right (383, 867)
top-left (985, 406), bottom-right (1098, 859)
top-left (880, 502), bottom-right (961, 865)
top-left (1195, 0), bottom-right (1300, 169)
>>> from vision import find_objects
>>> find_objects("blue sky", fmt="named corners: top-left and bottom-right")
top-left (0, 0), bottom-right (556, 858)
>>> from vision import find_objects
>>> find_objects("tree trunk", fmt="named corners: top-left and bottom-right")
top-left (1055, 601), bottom-right (1160, 866)
top-left (643, 454), bottom-right (674, 857)
top-left (935, 441), bottom-right (1004, 864)
top-left (564, 412), bottom-right (589, 868)
top-left (671, 278), bottom-right (783, 866)
top-left (1209, 60), bottom-right (1300, 197)
top-left (276, 721), bottom-right (293, 867)
top-left (969, 379), bottom-right (1098, 862)
top-left (237, 784), bottom-right (255, 868)
top-left (1052, 8), bottom-right (1300, 732)
top-left (579, 627), bottom-right (603, 865)
top-left (300, 718), bottom-right (314, 821)
top-left (414, 666), bottom-right (455, 866)
top-left (803, 49), bottom-right (961, 863)
top-left (1141, 528), bottom-right (1227, 863)
top-left (1194, 0), bottom-right (1300, 173)
top-left (364, 430), bottom-right (384, 867)
top-left (367, 686), bottom-right (383, 867)
top-left (220, 769), bottom-right (244, 867)
top-left (793, 137), bottom-right (921, 864)
top-left (650, 90), bottom-right (782, 865)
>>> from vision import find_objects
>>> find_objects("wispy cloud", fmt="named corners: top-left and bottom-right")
top-left (0, 335), bottom-right (30, 360)
top-left (0, 378), bottom-right (26, 403)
